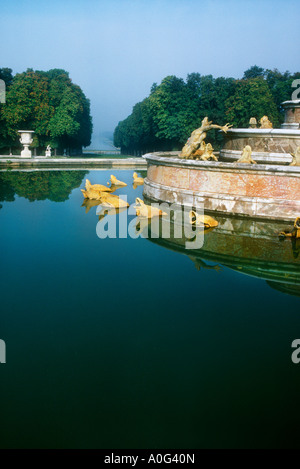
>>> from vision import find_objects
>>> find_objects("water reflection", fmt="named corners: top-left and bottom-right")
top-left (0, 170), bottom-right (88, 204)
top-left (81, 198), bottom-right (102, 214)
top-left (142, 210), bottom-right (300, 298)
top-left (97, 206), bottom-right (128, 222)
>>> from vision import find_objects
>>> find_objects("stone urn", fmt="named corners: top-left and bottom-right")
top-left (18, 130), bottom-right (34, 158)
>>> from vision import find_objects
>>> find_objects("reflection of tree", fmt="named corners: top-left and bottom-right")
top-left (0, 170), bottom-right (87, 204)
top-left (0, 177), bottom-right (15, 203)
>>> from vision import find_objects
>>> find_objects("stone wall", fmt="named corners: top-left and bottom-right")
top-left (220, 129), bottom-right (300, 164)
top-left (143, 153), bottom-right (300, 221)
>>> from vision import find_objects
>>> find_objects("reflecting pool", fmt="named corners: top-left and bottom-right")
top-left (0, 169), bottom-right (300, 449)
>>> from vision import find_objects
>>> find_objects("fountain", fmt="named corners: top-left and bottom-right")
top-left (143, 100), bottom-right (300, 222)
top-left (220, 101), bottom-right (300, 165)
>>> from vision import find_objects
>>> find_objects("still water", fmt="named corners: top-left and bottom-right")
top-left (0, 169), bottom-right (300, 449)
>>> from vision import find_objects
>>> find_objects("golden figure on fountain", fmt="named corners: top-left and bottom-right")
top-left (180, 117), bottom-right (232, 159)
top-left (290, 147), bottom-right (300, 166)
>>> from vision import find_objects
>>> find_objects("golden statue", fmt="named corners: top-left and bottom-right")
top-left (81, 188), bottom-right (103, 200)
top-left (199, 143), bottom-right (218, 161)
top-left (81, 180), bottom-right (129, 208)
top-left (290, 147), bottom-right (300, 166)
top-left (260, 116), bottom-right (273, 129)
top-left (180, 117), bottom-right (232, 159)
top-left (110, 175), bottom-right (127, 187)
top-left (249, 117), bottom-right (257, 128)
top-left (99, 193), bottom-right (129, 209)
top-left (133, 172), bottom-right (144, 189)
top-left (189, 211), bottom-right (218, 228)
top-left (193, 141), bottom-right (206, 159)
top-left (279, 218), bottom-right (300, 239)
top-left (81, 179), bottom-right (113, 200)
top-left (133, 172), bottom-right (144, 184)
top-left (237, 145), bottom-right (257, 164)
top-left (134, 198), bottom-right (167, 218)
top-left (85, 179), bottom-right (112, 192)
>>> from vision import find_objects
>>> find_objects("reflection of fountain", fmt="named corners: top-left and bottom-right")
top-left (142, 205), bottom-right (300, 298)
top-left (18, 131), bottom-right (34, 158)
top-left (143, 100), bottom-right (300, 221)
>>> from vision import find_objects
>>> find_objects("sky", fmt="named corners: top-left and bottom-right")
top-left (0, 0), bottom-right (299, 147)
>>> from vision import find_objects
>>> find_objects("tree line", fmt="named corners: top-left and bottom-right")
top-left (0, 68), bottom-right (93, 155)
top-left (114, 66), bottom-right (300, 155)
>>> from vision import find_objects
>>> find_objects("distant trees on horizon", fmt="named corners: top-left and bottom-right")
top-left (114, 66), bottom-right (300, 155)
top-left (0, 68), bottom-right (93, 155)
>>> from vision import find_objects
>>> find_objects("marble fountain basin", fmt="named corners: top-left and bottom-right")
top-left (143, 151), bottom-right (300, 222)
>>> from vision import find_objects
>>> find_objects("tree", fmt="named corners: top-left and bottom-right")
top-left (0, 68), bottom-right (13, 88)
top-left (148, 75), bottom-right (200, 149)
top-left (187, 74), bottom-right (236, 148)
top-left (265, 69), bottom-right (300, 122)
top-left (114, 67), bottom-right (300, 155)
top-left (225, 77), bottom-right (280, 128)
top-left (0, 68), bottom-right (14, 151)
top-left (243, 66), bottom-right (265, 80)
top-left (1, 68), bottom-right (92, 154)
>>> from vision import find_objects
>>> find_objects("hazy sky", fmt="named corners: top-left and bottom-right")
top-left (1, 0), bottom-right (299, 144)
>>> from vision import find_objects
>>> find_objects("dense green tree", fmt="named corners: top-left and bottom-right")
top-left (243, 65), bottom-right (265, 80)
top-left (115, 66), bottom-right (300, 155)
top-left (0, 68), bottom-right (92, 154)
top-left (265, 69), bottom-right (300, 122)
top-left (0, 68), bottom-right (14, 151)
top-left (225, 77), bottom-right (280, 128)
top-left (186, 73), bottom-right (236, 148)
top-left (148, 75), bottom-right (200, 149)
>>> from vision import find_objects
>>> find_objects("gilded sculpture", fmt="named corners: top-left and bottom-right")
top-left (81, 188), bottom-right (128, 208)
top-left (199, 143), bottom-right (218, 161)
top-left (180, 117), bottom-right (232, 159)
top-left (279, 217), bottom-right (300, 239)
top-left (237, 145), bottom-right (257, 164)
top-left (81, 188), bottom-right (103, 200)
top-left (193, 141), bottom-right (206, 159)
top-left (189, 211), bottom-right (218, 228)
top-left (81, 179), bottom-right (129, 208)
top-left (85, 179), bottom-right (112, 192)
top-left (134, 198), bottom-right (167, 218)
top-left (98, 192), bottom-right (129, 209)
top-left (290, 147), bottom-right (300, 166)
top-left (110, 175), bottom-right (127, 187)
top-left (133, 172), bottom-right (144, 189)
top-left (133, 172), bottom-right (144, 184)
top-left (249, 117), bottom-right (258, 129)
top-left (260, 116), bottom-right (273, 129)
